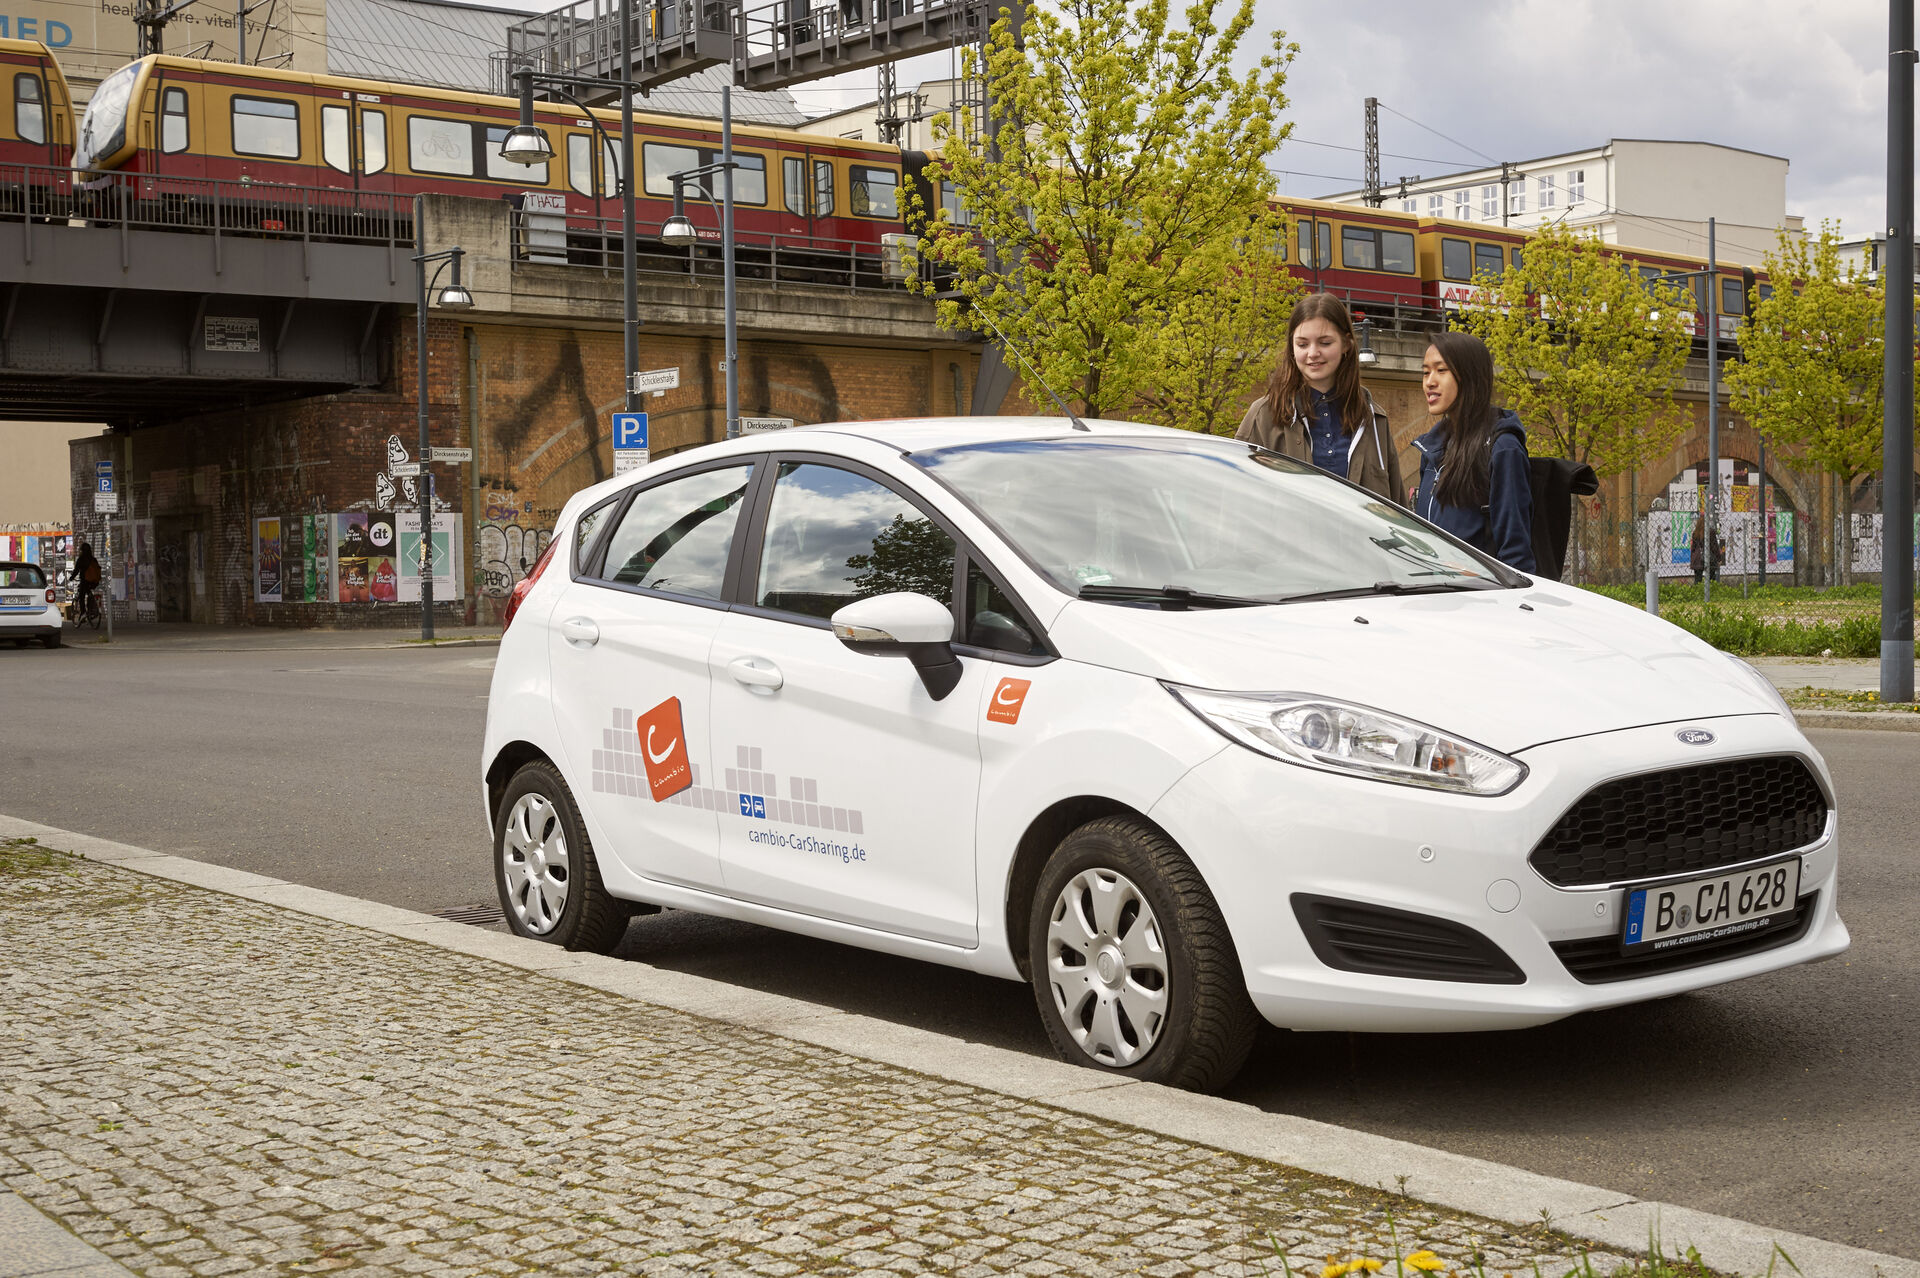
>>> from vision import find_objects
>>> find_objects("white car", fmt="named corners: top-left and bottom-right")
top-left (481, 418), bottom-right (1847, 1091)
top-left (0, 562), bottom-right (62, 648)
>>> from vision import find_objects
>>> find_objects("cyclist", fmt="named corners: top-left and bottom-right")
top-left (72, 542), bottom-right (102, 622)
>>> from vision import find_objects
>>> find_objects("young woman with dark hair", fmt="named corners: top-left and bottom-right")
top-left (1410, 331), bottom-right (1537, 572)
top-left (1235, 293), bottom-right (1403, 502)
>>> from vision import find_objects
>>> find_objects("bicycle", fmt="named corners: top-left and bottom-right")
top-left (66, 585), bottom-right (102, 631)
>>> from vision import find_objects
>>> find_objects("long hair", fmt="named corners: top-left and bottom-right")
top-left (1264, 293), bottom-right (1366, 436)
top-left (1429, 330), bottom-right (1499, 509)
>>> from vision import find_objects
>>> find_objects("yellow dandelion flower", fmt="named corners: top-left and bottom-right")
top-left (1353, 1260), bottom-right (1384, 1274)
top-left (1320, 1263), bottom-right (1354, 1278)
top-left (1404, 1251), bottom-right (1446, 1272)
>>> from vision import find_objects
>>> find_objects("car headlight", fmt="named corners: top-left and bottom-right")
top-left (1728, 654), bottom-right (1794, 717)
top-left (1167, 685), bottom-right (1527, 796)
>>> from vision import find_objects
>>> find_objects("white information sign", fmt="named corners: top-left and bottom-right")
top-left (739, 417), bottom-right (796, 434)
top-left (631, 367), bottom-right (680, 393)
top-left (94, 491), bottom-right (120, 512)
top-left (614, 450), bottom-right (649, 475)
top-left (390, 461), bottom-right (422, 476)
top-left (426, 447), bottom-right (473, 463)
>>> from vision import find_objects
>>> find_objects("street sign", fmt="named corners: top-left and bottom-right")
top-left (93, 491), bottom-right (119, 512)
top-left (630, 368), bottom-right (679, 393)
top-left (96, 460), bottom-right (114, 493)
top-left (739, 417), bottom-right (796, 434)
top-left (425, 447), bottom-right (473, 463)
top-left (390, 462), bottom-right (422, 477)
top-left (613, 452), bottom-right (648, 475)
top-left (612, 412), bottom-right (649, 450)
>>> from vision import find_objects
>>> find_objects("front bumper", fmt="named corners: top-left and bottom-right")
top-left (1149, 712), bottom-right (1848, 1033)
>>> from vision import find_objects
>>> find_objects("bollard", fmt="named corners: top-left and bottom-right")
top-left (1645, 568), bottom-right (1659, 618)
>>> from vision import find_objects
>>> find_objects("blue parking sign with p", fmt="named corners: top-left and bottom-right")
top-left (96, 460), bottom-right (114, 492)
top-left (612, 412), bottom-right (648, 451)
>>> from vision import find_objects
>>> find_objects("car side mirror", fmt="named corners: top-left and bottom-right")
top-left (830, 592), bottom-right (963, 701)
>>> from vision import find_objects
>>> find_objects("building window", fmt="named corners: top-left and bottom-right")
top-left (160, 86), bottom-right (188, 154)
top-left (233, 96), bottom-right (300, 160)
top-left (1509, 185), bottom-right (1526, 217)
top-left (1400, 198), bottom-right (1416, 214)
top-left (1538, 175), bottom-right (1556, 209)
top-left (1567, 168), bottom-right (1585, 205)
top-left (13, 73), bottom-right (44, 146)
top-left (407, 115), bottom-right (473, 176)
top-left (1453, 189), bottom-right (1470, 220)
top-left (1481, 184), bottom-right (1498, 220)
top-left (1426, 193), bottom-right (1443, 217)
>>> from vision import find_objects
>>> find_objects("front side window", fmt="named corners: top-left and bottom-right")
top-left (321, 103), bottom-right (350, 172)
top-left (849, 164), bottom-right (898, 218)
top-left (598, 465), bottom-right (753, 598)
top-left (964, 560), bottom-right (1043, 655)
top-left (407, 115), bottom-right (473, 176)
top-left (1340, 225), bottom-right (1377, 271)
top-left (160, 86), bottom-right (188, 154)
top-left (233, 96), bottom-right (299, 159)
top-left (360, 109), bottom-right (387, 173)
top-left (15, 73), bottom-right (45, 145)
top-left (755, 463), bottom-right (954, 620)
top-left (486, 125), bottom-right (547, 182)
top-left (1441, 237), bottom-right (1471, 282)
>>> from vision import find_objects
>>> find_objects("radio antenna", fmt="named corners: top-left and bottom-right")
top-left (966, 302), bottom-right (1091, 431)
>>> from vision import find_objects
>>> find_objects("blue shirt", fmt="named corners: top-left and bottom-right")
top-left (1305, 389), bottom-right (1348, 480)
top-left (1411, 411), bottom-right (1537, 573)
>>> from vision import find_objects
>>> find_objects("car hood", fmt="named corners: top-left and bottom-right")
top-left (1046, 583), bottom-right (1779, 754)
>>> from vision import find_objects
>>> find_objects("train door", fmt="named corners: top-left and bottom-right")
top-left (146, 72), bottom-right (205, 181)
top-left (318, 97), bottom-right (391, 194)
top-left (1296, 216), bottom-right (1331, 288)
top-left (354, 101), bottom-right (392, 196)
top-left (780, 147), bottom-right (833, 241)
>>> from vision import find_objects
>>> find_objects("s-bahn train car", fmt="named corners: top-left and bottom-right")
top-left (1273, 196), bottom-right (1426, 318)
top-left (69, 55), bottom-right (909, 264)
top-left (1413, 215), bottom-right (1530, 313)
top-left (1, 38), bottom-right (74, 213)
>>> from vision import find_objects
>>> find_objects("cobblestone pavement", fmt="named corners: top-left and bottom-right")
top-left (0, 841), bottom-right (1655, 1278)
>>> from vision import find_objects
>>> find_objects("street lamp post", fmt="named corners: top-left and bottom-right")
top-left (412, 231), bottom-right (475, 642)
top-left (659, 86), bottom-right (740, 439)
top-left (1648, 250), bottom-right (1725, 600)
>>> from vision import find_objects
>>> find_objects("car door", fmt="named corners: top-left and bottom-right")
top-left (706, 455), bottom-right (986, 946)
top-left (546, 458), bottom-right (760, 892)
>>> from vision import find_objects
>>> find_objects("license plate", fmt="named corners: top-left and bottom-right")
top-left (0, 594), bottom-right (31, 606)
top-left (1622, 858), bottom-right (1801, 952)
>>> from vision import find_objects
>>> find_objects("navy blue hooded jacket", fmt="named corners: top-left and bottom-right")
top-left (1412, 410), bottom-right (1537, 573)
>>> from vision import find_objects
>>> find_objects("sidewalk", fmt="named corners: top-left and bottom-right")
top-left (4, 821), bottom-right (1914, 1278)
top-left (57, 622), bottom-right (502, 652)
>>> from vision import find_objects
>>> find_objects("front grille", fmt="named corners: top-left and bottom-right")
top-left (1552, 891), bottom-right (1818, 984)
top-left (1291, 895), bottom-right (1525, 984)
top-left (1529, 756), bottom-right (1827, 889)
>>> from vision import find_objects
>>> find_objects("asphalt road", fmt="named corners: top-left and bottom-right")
top-left (6, 638), bottom-right (1914, 1260)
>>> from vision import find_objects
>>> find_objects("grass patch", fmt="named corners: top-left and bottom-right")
top-left (1578, 584), bottom-right (1899, 657)
top-left (0, 837), bottom-right (78, 878)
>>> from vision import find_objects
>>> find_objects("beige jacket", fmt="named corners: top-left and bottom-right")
top-left (1234, 388), bottom-right (1407, 505)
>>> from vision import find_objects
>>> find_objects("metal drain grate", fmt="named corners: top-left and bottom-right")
top-left (433, 903), bottom-right (506, 927)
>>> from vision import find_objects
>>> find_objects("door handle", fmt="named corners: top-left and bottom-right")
top-left (727, 656), bottom-right (784, 691)
top-left (559, 616), bottom-right (599, 646)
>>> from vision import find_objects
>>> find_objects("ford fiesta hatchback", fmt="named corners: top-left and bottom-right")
top-left (481, 418), bottom-right (1847, 1092)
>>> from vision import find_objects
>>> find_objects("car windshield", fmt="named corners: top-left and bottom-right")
top-left (75, 62), bottom-right (140, 170)
top-left (914, 433), bottom-right (1521, 603)
top-left (1, 564), bottom-right (46, 588)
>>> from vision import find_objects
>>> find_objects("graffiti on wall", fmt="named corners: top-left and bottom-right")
top-left (478, 521), bottom-right (553, 598)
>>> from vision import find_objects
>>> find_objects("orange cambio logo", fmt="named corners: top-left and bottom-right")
top-left (987, 677), bottom-right (1031, 725)
top-left (637, 697), bottom-right (692, 801)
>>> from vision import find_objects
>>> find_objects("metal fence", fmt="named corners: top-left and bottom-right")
top-left (512, 207), bottom-right (914, 290)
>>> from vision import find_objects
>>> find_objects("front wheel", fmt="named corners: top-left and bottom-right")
top-left (493, 759), bottom-right (631, 954)
top-left (1028, 817), bottom-right (1258, 1092)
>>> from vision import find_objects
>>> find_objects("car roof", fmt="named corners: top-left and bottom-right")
top-left (805, 415), bottom-right (1193, 453)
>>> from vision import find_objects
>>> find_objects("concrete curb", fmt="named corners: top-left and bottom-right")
top-left (3, 814), bottom-right (1914, 1278)
top-left (1792, 708), bottom-right (1920, 733)
top-left (0, 1190), bottom-right (136, 1277)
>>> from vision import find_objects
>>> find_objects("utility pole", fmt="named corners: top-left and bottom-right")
top-left (1362, 98), bottom-right (1381, 208)
top-left (133, 0), bottom-right (199, 56)
top-left (1883, 0), bottom-right (1915, 701)
top-left (1500, 161), bottom-right (1515, 227)
top-left (1706, 215), bottom-right (1720, 604)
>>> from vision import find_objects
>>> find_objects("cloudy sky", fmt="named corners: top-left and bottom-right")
top-left (754, 0), bottom-right (1899, 245)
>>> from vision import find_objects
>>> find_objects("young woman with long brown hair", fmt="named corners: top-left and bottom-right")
top-left (1410, 330), bottom-right (1536, 572)
top-left (1234, 293), bottom-right (1403, 502)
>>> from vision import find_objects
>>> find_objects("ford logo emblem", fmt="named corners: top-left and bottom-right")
top-left (1676, 728), bottom-right (1716, 746)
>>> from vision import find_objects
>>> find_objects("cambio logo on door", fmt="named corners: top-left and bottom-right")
top-left (637, 698), bottom-right (693, 801)
top-left (987, 678), bottom-right (1032, 725)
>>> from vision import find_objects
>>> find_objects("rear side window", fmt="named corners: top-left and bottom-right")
top-left (849, 165), bottom-right (898, 218)
top-left (161, 87), bottom-right (188, 154)
top-left (573, 495), bottom-right (619, 574)
top-left (598, 465), bottom-right (754, 599)
top-left (232, 96), bottom-right (299, 159)
top-left (754, 462), bottom-right (954, 620)
top-left (14, 73), bottom-right (44, 145)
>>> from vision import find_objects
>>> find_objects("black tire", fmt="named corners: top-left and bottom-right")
top-left (493, 759), bottom-right (630, 954)
top-left (1028, 816), bottom-right (1259, 1093)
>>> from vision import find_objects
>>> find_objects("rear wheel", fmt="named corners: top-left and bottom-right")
top-left (1028, 816), bottom-right (1258, 1093)
top-left (493, 759), bottom-right (630, 954)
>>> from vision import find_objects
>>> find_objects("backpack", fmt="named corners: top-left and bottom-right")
top-left (82, 559), bottom-right (101, 585)
top-left (1483, 426), bottom-right (1598, 581)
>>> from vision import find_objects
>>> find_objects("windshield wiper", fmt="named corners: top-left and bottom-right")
top-left (1076, 584), bottom-right (1269, 610)
top-left (1276, 579), bottom-right (1504, 605)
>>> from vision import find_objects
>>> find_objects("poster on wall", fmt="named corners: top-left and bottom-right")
top-left (255, 518), bottom-right (284, 603)
top-left (366, 511), bottom-right (399, 603)
top-left (333, 513), bottom-right (369, 602)
top-left (397, 513), bottom-right (464, 602)
top-left (134, 520), bottom-right (156, 615)
top-left (302, 516), bottom-right (318, 603)
top-left (109, 521), bottom-right (129, 600)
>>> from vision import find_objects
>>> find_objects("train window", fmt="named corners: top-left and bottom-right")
top-left (1721, 278), bottom-right (1744, 316)
top-left (1340, 226), bottom-right (1377, 271)
top-left (233, 96), bottom-right (300, 159)
top-left (643, 142), bottom-right (698, 196)
top-left (603, 138), bottom-right (622, 196)
top-left (1758, 283), bottom-right (1775, 303)
top-left (733, 154), bottom-right (766, 206)
top-left (783, 156), bottom-right (804, 215)
top-left (1510, 246), bottom-right (1524, 271)
top-left (1475, 243), bottom-right (1505, 277)
top-left (1380, 230), bottom-right (1414, 274)
top-left (1441, 238), bottom-right (1471, 282)
top-left (568, 134), bottom-right (592, 196)
top-left (849, 165), bottom-right (898, 218)
top-left (408, 115), bottom-right (473, 176)
top-left (161, 87), bottom-right (188, 154)
top-left (814, 161), bottom-right (834, 217)
top-left (14, 74), bottom-right (44, 146)
top-left (485, 125), bottom-right (547, 183)
top-left (361, 110), bottom-right (387, 174)
top-left (321, 104), bottom-right (350, 172)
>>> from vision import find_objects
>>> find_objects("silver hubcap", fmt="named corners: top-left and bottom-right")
top-left (1045, 868), bottom-right (1170, 1067)
top-left (501, 793), bottom-right (571, 935)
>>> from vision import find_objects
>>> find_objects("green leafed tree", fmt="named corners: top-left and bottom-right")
top-left (908, 0), bottom-right (1297, 427)
top-left (1456, 221), bottom-right (1697, 478)
top-left (1723, 223), bottom-right (1904, 582)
